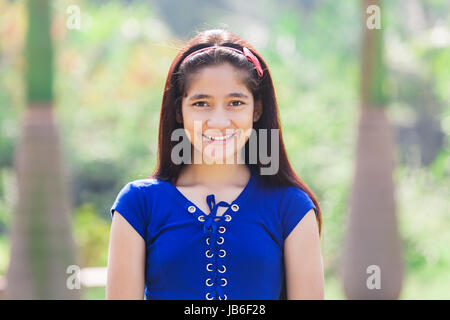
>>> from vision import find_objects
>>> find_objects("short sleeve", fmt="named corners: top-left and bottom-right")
top-left (280, 187), bottom-right (317, 240)
top-left (110, 182), bottom-right (147, 240)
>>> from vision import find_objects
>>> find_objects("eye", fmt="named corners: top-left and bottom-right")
top-left (230, 100), bottom-right (245, 107)
top-left (192, 101), bottom-right (208, 107)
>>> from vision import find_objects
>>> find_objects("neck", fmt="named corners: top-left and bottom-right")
top-left (178, 163), bottom-right (250, 188)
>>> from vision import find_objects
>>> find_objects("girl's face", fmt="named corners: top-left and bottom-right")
top-left (180, 63), bottom-right (262, 164)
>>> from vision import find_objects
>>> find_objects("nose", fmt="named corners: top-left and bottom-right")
top-left (206, 107), bottom-right (231, 130)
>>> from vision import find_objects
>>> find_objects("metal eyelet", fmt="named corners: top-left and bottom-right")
top-left (206, 278), bottom-right (214, 286)
top-left (218, 265), bottom-right (226, 273)
top-left (219, 294), bottom-right (227, 300)
top-left (206, 263), bottom-right (213, 272)
top-left (206, 237), bottom-right (210, 245)
top-left (206, 292), bottom-right (214, 300)
top-left (188, 205), bottom-right (196, 213)
top-left (205, 249), bottom-right (214, 258)
top-left (216, 236), bottom-right (224, 245)
top-left (219, 226), bottom-right (226, 233)
top-left (221, 278), bottom-right (227, 286)
top-left (198, 215), bottom-right (205, 222)
top-left (225, 214), bottom-right (232, 222)
top-left (218, 249), bottom-right (226, 258)
top-left (231, 204), bottom-right (239, 212)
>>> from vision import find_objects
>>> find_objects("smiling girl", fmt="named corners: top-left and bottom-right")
top-left (106, 29), bottom-right (324, 300)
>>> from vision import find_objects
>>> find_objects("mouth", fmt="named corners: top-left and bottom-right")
top-left (202, 131), bottom-right (238, 143)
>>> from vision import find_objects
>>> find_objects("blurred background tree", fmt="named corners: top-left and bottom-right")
top-left (342, 0), bottom-right (403, 299)
top-left (4, 0), bottom-right (80, 299)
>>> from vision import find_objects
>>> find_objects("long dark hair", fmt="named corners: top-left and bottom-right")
top-left (149, 29), bottom-right (322, 236)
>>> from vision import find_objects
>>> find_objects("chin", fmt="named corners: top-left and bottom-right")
top-left (202, 149), bottom-right (238, 164)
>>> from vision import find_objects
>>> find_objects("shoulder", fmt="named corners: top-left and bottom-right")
top-left (255, 182), bottom-right (315, 214)
top-left (112, 178), bottom-right (172, 212)
top-left (280, 186), bottom-right (316, 215)
top-left (253, 178), bottom-right (313, 208)
top-left (110, 178), bottom-right (171, 228)
top-left (275, 185), bottom-right (317, 240)
top-left (260, 183), bottom-right (313, 208)
top-left (281, 186), bottom-right (313, 204)
top-left (125, 177), bottom-right (168, 188)
top-left (119, 178), bottom-right (170, 195)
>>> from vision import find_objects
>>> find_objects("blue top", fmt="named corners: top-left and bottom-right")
top-left (110, 168), bottom-right (317, 300)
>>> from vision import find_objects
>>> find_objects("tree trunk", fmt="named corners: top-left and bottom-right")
top-left (6, 0), bottom-right (80, 299)
top-left (341, 0), bottom-right (404, 299)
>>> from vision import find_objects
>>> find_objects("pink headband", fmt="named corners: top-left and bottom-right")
top-left (179, 45), bottom-right (264, 78)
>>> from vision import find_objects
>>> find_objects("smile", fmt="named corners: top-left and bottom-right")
top-left (202, 131), bottom-right (238, 142)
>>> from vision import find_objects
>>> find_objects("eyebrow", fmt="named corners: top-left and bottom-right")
top-left (187, 92), bottom-right (250, 101)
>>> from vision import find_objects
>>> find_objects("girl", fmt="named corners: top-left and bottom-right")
top-left (106, 29), bottom-right (324, 300)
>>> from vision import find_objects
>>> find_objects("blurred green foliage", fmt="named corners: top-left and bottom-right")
top-left (72, 203), bottom-right (110, 267)
top-left (0, 0), bottom-right (448, 299)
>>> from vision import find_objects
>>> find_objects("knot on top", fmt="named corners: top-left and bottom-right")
top-left (206, 194), bottom-right (230, 217)
top-left (203, 194), bottom-right (230, 237)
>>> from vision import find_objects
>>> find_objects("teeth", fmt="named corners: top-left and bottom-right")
top-left (203, 133), bottom-right (235, 141)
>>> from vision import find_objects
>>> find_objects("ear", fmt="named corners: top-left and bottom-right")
top-left (253, 99), bottom-right (262, 122)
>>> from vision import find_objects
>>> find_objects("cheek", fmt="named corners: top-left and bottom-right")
top-left (181, 114), bottom-right (204, 144)
top-left (237, 109), bottom-right (255, 129)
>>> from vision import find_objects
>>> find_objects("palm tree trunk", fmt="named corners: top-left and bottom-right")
top-left (341, 0), bottom-right (403, 299)
top-left (6, 0), bottom-right (80, 299)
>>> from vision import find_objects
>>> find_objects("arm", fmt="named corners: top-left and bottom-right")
top-left (106, 211), bottom-right (146, 299)
top-left (284, 209), bottom-right (324, 299)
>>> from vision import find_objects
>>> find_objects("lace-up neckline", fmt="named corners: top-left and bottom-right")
top-left (168, 168), bottom-right (255, 220)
